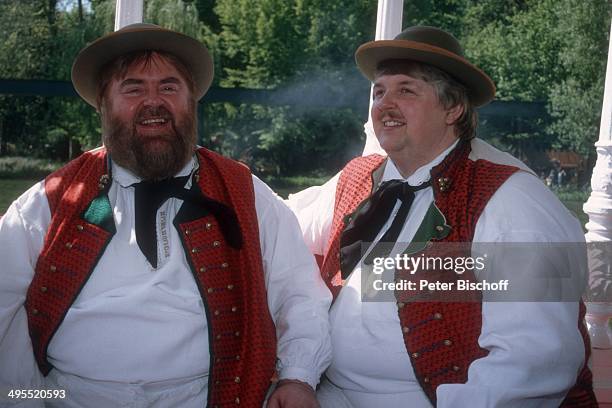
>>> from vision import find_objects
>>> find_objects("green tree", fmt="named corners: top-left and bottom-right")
top-left (548, 0), bottom-right (610, 156)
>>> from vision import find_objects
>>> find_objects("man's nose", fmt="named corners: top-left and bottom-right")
top-left (143, 88), bottom-right (163, 107)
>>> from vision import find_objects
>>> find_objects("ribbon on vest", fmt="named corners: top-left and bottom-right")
top-left (339, 179), bottom-right (431, 279)
top-left (133, 175), bottom-right (243, 267)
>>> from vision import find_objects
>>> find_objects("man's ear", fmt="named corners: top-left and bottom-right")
top-left (445, 104), bottom-right (464, 125)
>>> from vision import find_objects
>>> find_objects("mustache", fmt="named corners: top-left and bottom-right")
top-left (134, 106), bottom-right (174, 124)
top-left (378, 110), bottom-right (405, 120)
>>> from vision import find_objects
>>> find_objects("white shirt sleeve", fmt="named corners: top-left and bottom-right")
top-left (0, 181), bottom-right (49, 407)
top-left (436, 171), bottom-right (586, 407)
top-left (284, 173), bottom-right (339, 256)
top-left (253, 176), bottom-right (332, 389)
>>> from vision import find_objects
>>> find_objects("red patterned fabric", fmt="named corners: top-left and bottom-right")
top-left (323, 141), bottom-right (596, 407)
top-left (26, 147), bottom-right (277, 407)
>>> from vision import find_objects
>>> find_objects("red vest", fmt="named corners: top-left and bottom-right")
top-left (321, 141), bottom-right (596, 407)
top-left (25, 147), bottom-right (277, 407)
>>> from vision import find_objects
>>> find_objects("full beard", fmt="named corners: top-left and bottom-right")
top-left (102, 104), bottom-right (197, 181)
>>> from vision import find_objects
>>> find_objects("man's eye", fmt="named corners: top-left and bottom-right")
top-left (400, 88), bottom-right (413, 94)
top-left (161, 86), bottom-right (178, 93)
top-left (123, 88), bottom-right (141, 94)
top-left (373, 90), bottom-right (384, 99)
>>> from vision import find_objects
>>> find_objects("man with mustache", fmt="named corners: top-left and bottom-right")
top-left (0, 24), bottom-right (331, 407)
top-left (288, 26), bottom-right (596, 407)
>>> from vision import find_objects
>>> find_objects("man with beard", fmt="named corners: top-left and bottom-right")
top-left (0, 24), bottom-right (331, 408)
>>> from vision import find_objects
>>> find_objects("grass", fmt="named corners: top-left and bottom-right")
top-left (0, 178), bottom-right (40, 214)
top-left (265, 175), bottom-right (331, 198)
top-left (0, 157), bottom-right (60, 179)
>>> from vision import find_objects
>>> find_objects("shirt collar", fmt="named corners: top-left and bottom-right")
top-left (111, 155), bottom-right (198, 188)
top-left (381, 139), bottom-right (460, 186)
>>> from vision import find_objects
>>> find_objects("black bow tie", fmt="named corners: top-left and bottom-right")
top-left (339, 179), bottom-right (431, 279)
top-left (133, 175), bottom-right (242, 268)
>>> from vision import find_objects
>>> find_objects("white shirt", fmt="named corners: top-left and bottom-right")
top-left (0, 155), bottom-right (332, 407)
top-left (287, 138), bottom-right (586, 408)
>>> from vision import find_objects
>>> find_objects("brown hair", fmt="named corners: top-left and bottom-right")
top-left (96, 50), bottom-right (196, 109)
top-left (375, 59), bottom-right (477, 140)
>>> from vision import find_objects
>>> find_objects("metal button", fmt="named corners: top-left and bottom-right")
top-left (191, 248), bottom-right (198, 254)
top-left (433, 312), bottom-right (443, 320)
top-left (436, 225), bottom-right (444, 232)
top-left (423, 377), bottom-right (430, 383)
top-left (234, 376), bottom-right (240, 383)
top-left (184, 229), bottom-right (190, 235)
top-left (32, 309), bottom-right (39, 315)
top-left (221, 262), bottom-right (229, 268)
top-left (453, 365), bottom-right (460, 372)
top-left (235, 331), bottom-right (240, 337)
top-left (214, 310), bottom-right (220, 316)
top-left (205, 222), bottom-right (213, 230)
top-left (397, 302), bottom-right (405, 308)
top-left (227, 284), bottom-right (234, 290)
top-left (212, 240), bottom-right (221, 247)
top-left (444, 339), bottom-right (452, 346)
top-left (412, 352), bottom-right (419, 358)
top-left (50, 265), bottom-right (57, 272)
top-left (235, 397), bottom-right (240, 404)
top-left (76, 225), bottom-right (84, 231)
top-left (65, 242), bottom-right (73, 249)
top-left (231, 306), bottom-right (238, 312)
top-left (235, 355), bottom-right (240, 360)
top-left (199, 266), bottom-right (207, 273)
top-left (40, 286), bottom-right (47, 293)
top-left (402, 326), bottom-right (410, 333)
top-left (216, 334), bottom-right (221, 340)
top-left (207, 288), bottom-right (214, 294)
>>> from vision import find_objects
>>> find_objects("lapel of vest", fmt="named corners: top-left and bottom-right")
top-left (27, 149), bottom-right (114, 375)
top-left (320, 154), bottom-right (387, 297)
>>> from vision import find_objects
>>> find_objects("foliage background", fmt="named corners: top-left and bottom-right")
top-left (0, 0), bottom-right (610, 179)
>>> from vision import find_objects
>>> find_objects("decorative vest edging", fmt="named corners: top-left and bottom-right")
top-left (25, 147), bottom-right (277, 407)
top-left (321, 141), bottom-right (596, 407)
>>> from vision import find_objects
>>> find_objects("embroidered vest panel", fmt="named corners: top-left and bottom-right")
top-left (26, 147), bottom-right (277, 407)
top-left (320, 153), bottom-right (386, 297)
top-left (323, 141), bottom-right (595, 407)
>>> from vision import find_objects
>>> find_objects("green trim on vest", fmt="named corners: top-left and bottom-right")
top-left (82, 193), bottom-right (115, 233)
top-left (404, 203), bottom-right (451, 255)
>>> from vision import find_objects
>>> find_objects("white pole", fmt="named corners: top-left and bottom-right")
top-left (114, 0), bottom-right (144, 31)
top-left (583, 21), bottom-right (612, 349)
top-left (362, 0), bottom-right (404, 155)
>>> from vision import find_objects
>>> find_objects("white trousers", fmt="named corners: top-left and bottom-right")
top-left (317, 377), bottom-right (432, 408)
top-left (43, 369), bottom-right (207, 408)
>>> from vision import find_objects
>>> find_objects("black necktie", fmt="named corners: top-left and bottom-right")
top-left (339, 179), bottom-right (431, 279)
top-left (133, 176), bottom-right (242, 268)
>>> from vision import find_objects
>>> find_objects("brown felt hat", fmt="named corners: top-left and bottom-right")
top-left (355, 26), bottom-right (495, 106)
top-left (71, 23), bottom-right (213, 108)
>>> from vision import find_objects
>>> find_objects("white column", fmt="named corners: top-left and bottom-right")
top-left (362, 0), bottom-right (404, 156)
top-left (114, 0), bottom-right (144, 31)
top-left (583, 21), bottom-right (612, 349)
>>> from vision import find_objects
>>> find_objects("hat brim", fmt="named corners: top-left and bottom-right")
top-left (355, 40), bottom-right (495, 106)
top-left (71, 25), bottom-right (213, 108)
